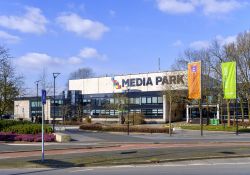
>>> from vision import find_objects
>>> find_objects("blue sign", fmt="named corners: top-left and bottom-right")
top-left (41, 89), bottom-right (46, 104)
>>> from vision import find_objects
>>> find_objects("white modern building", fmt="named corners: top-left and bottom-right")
top-left (69, 70), bottom-right (188, 123)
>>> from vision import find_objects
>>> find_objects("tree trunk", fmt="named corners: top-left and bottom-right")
top-left (240, 98), bottom-right (244, 122)
top-left (227, 100), bottom-right (231, 127)
top-left (248, 98), bottom-right (250, 123)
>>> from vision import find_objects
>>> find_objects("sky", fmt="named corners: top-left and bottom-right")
top-left (0, 0), bottom-right (249, 95)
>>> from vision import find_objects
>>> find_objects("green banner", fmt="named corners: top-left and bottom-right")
top-left (222, 62), bottom-right (236, 99)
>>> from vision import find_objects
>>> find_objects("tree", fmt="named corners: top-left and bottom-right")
top-left (104, 93), bottom-right (128, 124)
top-left (69, 67), bottom-right (94, 80)
top-left (0, 46), bottom-right (24, 116)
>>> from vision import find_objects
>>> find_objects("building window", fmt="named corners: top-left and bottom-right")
top-left (147, 97), bottom-right (152, 104)
top-left (135, 98), bottom-right (140, 105)
top-left (110, 98), bottom-right (114, 104)
top-left (158, 97), bottom-right (163, 104)
top-left (129, 98), bottom-right (134, 104)
top-left (152, 97), bottom-right (158, 104)
top-left (141, 97), bottom-right (146, 104)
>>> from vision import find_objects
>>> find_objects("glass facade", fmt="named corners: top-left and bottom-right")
top-left (78, 91), bottom-right (164, 119)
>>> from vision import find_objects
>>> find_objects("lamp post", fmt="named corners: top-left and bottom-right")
top-left (125, 88), bottom-right (130, 135)
top-left (34, 80), bottom-right (41, 123)
top-left (53, 73), bottom-right (60, 133)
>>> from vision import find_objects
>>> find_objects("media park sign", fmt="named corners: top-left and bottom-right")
top-left (120, 75), bottom-right (185, 88)
top-left (69, 71), bottom-right (188, 94)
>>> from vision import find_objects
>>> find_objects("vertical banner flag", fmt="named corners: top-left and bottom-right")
top-left (222, 62), bottom-right (236, 99)
top-left (188, 61), bottom-right (201, 99)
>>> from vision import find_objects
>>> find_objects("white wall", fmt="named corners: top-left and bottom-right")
top-left (14, 100), bottom-right (30, 120)
top-left (69, 71), bottom-right (187, 94)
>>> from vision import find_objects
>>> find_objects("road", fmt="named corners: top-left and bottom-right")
top-left (1, 157), bottom-right (250, 175)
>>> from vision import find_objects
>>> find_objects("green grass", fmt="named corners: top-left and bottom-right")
top-left (180, 124), bottom-right (250, 132)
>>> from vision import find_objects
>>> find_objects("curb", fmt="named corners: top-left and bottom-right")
top-left (85, 154), bottom-right (250, 167)
top-left (0, 144), bottom-right (120, 154)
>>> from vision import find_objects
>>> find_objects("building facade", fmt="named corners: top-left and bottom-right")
top-left (69, 71), bottom-right (188, 123)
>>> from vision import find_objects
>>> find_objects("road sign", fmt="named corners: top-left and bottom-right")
top-left (41, 90), bottom-right (46, 104)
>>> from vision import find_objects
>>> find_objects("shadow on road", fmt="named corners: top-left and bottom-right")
top-left (29, 159), bottom-right (77, 168)
top-left (7, 168), bottom-right (58, 175)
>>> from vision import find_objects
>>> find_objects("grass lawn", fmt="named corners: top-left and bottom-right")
top-left (180, 124), bottom-right (250, 132)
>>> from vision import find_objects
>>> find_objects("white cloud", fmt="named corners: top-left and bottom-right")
top-left (15, 47), bottom-right (106, 71)
top-left (0, 30), bottom-right (21, 43)
top-left (189, 40), bottom-right (210, 49)
top-left (156, 0), bottom-right (245, 15)
top-left (68, 56), bottom-right (82, 64)
top-left (56, 13), bottom-right (109, 40)
top-left (15, 53), bottom-right (63, 69)
top-left (201, 0), bottom-right (242, 15)
top-left (189, 34), bottom-right (237, 50)
top-left (156, 0), bottom-right (196, 14)
top-left (215, 35), bottom-right (237, 45)
top-left (79, 47), bottom-right (107, 60)
top-left (0, 7), bottom-right (48, 34)
top-left (173, 40), bottom-right (183, 47)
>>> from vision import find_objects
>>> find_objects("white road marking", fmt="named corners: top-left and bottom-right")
top-left (70, 161), bottom-right (250, 171)
top-left (70, 168), bottom-right (93, 173)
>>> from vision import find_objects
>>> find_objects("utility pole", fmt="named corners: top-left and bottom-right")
top-left (35, 80), bottom-right (41, 123)
top-left (158, 57), bottom-right (161, 72)
top-left (53, 73), bottom-right (60, 133)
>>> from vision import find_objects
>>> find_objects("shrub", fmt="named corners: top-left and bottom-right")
top-left (0, 120), bottom-right (31, 131)
top-left (0, 132), bottom-right (55, 142)
top-left (79, 124), bottom-right (169, 133)
top-left (84, 116), bottom-right (92, 124)
top-left (124, 113), bottom-right (145, 125)
top-left (3, 124), bottom-right (53, 134)
top-left (80, 123), bottom-right (102, 131)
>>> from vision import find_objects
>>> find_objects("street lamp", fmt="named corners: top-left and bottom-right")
top-left (124, 87), bottom-right (130, 135)
top-left (34, 80), bottom-right (41, 123)
top-left (53, 73), bottom-right (60, 132)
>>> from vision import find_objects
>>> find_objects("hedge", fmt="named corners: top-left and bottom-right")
top-left (3, 124), bottom-right (53, 134)
top-left (0, 120), bottom-right (31, 131)
top-left (0, 132), bottom-right (55, 142)
top-left (80, 124), bottom-right (170, 133)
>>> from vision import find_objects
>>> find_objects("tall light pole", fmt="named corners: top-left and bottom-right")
top-left (34, 80), bottom-right (41, 123)
top-left (53, 73), bottom-right (60, 132)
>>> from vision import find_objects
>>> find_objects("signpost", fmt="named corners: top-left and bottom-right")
top-left (41, 89), bottom-right (46, 162)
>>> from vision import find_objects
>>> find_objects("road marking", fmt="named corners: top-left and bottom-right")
top-left (70, 168), bottom-right (93, 173)
top-left (75, 161), bottom-right (250, 170)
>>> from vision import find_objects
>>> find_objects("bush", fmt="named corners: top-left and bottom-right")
top-left (124, 113), bottom-right (145, 125)
top-left (84, 116), bottom-right (92, 124)
top-left (80, 123), bottom-right (102, 131)
top-left (3, 124), bottom-right (53, 134)
top-left (0, 120), bottom-right (31, 131)
top-left (80, 124), bottom-right (170, 133)
top-left (0, 132), bottom-right (55, 142)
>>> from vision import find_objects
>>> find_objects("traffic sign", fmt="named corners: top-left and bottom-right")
top-left (41, 90), bottom-right (46, 104)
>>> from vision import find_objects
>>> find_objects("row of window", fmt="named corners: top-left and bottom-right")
top-left (84, 108), bottom-right (163, 117)
top-left (31, 99), bottom-right (64, 107)
top-left (83, 96), bottom-right (163, 106)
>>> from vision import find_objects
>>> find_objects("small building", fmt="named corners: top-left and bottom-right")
top-left (14, 96), bottom-right (65, 122)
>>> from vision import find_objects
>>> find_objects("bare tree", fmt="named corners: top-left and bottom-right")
top-left (0, 46), bottom-right (24, 116)
top-left (69, 67), bottom-right (94, 80)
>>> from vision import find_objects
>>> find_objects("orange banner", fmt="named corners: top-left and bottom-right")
top-left (188, 61), bottom-right (201, 99)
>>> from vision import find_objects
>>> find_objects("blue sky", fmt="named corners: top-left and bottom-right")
top-left (0, 0), bottom-right (249, 95)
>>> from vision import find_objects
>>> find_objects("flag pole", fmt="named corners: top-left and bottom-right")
top-left (199, 61), bottom-right (203, 136)
top-left (236, 62), bottom-right (238, 135)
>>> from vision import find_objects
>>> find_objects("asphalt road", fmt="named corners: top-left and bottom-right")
top-left (65, 128), bottom-right (250, 143)
top-left (1, 128), bottom-right (250, 153)
top-left (2, 157), bottom-right (250, 175)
